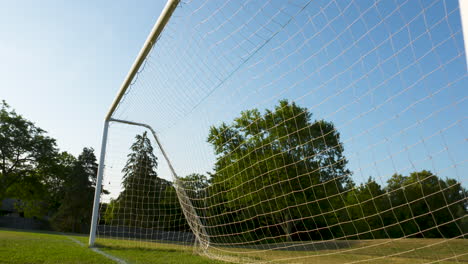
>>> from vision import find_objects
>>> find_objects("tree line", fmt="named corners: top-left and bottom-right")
top-left (2, 99), bottom-right (466, 240)
top-left (105, 100), bottom-right (467, 242)
top-left (0, 101), bottom-right (102, 233)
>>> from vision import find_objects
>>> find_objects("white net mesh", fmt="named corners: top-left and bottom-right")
top-left (97, 123), bottom-right (194, 245)
top-left (96, 0), bottom-right (467, 263)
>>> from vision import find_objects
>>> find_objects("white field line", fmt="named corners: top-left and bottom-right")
top-left (63, 234), bottom-right (129, 264)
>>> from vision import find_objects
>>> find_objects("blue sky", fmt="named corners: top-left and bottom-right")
top-left (0, 0), bottom-right (466, 197)
top-left (0, 0), bottom-right (166, 156)
top-left (107, 0), bottom-right (467, 192)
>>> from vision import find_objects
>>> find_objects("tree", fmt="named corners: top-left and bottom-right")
top-left (180, 173), bottom-right (209, 200)
top-left (345, 177), bottom-right (390, 239)
top-left (107, 132), bottom-right (177, 229)
top-left (179, 173), bottom-right (210, 227)
top-left (43, 152), bottom-right (77, 213)
top-left (207, 100), bottom-right (352, 242)
top-left (385, 170), bottom-right (467, 238)
top-left (78, 147), bottom-right (98, 188)
top-left (0, 101), bottom-right (57, 205)
top-left (8, 151), bottom-right (75, 220)
top-left (51, 148), bottom-right (98, 233)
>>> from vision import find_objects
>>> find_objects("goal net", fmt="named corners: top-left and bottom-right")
top-left (92, 0), bottom-right (467, 263)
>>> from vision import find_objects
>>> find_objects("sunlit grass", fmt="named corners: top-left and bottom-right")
top-left (91, 237), bottom-right (227, 264)
top-left (93, 235), bottom-right (467, 263)
top-left (0, 229), bottom-right (224, 264)
top-left (1, 228), bottom-right (466, 264)
top-left (0, 229), bottom-right (114, 264)
top-left (206, 238), bottom-right (468, 263)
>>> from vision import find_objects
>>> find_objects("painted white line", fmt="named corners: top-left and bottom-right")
top-left (65, 235), bottom-right (85, 246)
top-left (89, 247), bottom-right (129, 264)
top-left (63, 234), bottom-right (128, 264)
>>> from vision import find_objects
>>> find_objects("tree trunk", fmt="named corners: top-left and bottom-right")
top-left (279, 213), bottom-right (293, 242)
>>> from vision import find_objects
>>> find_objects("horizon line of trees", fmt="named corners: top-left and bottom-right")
top-left (2, 99), bottom-right (466, 240)
top-left (103, 100), bottom-right (467, 243)
top-left (180, 170), bottom-right (467, 242)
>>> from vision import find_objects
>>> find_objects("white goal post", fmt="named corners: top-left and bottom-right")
top-left (88, 0), bottom-right (180, 247)
top-left (460, 0), bottom-right (468, 66)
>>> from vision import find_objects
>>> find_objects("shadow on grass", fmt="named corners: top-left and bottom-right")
top-left (223, 240), bottom-right (360, 252)
top-left (0, 227), bottom-right (88, 238)
top-left (94, 243), bottom-right (182, 253)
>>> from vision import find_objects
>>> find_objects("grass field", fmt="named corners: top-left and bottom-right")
top-left (0, 228), bottom-right (467, 263)
top-left (207, 239), bottom-right (468, 264)
top-left (0, 228), bottom-right (224, 264)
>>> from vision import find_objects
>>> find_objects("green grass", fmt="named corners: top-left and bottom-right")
top-left (0, 229), bottom-right (114, 264)
top-left (1, 228), bottom-right (467, 264)
top-left (91, 238), bottom-right (227, 264)
top-left (0, 229), bottom-right (225, 264)
top-left (203, 239), bottom-right (468, 264)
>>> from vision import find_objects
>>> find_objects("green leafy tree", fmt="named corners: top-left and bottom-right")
top-left (9, 152), bottom-right (74, 219)
top-left (159, 183), bottom-right (190, 231)
top-left (385, 170), bottom-right (467, 238)
top-left (179, 173), bottom-right (210, 227)
top-left (344, 177), bottom-right (390, 239)
top-left (0, 101), bottom-right (57, 207)
top-left (106, 132), bottom-right (180, 230)
top-left (43, 152), bottom-right (77, 213)
top-left (180, 173), bottom-right (209, 200)
top-left (51, 148), bottom-right (98, 233)
top-left (207, 100), bottom-right (352, 242)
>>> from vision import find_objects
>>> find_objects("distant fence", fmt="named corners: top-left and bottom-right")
top-left (96, 225), bottom-right (195, 243)
top-left (0, 215), bottom-right (50, 230)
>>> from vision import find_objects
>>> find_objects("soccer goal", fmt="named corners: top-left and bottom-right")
top-left (89, 0), bottom-right (467, 263)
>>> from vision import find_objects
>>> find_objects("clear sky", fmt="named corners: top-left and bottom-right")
top-left (105, 0), bottom-right (467, 193)
top-left (0, 0), bottom-right (166, 156)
